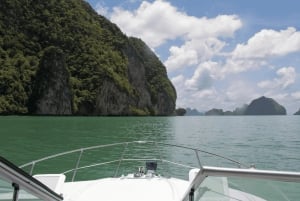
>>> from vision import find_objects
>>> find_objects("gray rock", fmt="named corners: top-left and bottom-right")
top-left (29, 47), bottom-right (72, 115)
top-left (244, 96), bottom-right (286, 115)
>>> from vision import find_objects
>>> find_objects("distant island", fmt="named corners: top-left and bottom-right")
top-left (205, 104), bottom-right (248, 116)
top-left (185, 108), bottom-right (204, 116)
top-left (244, 96), bottom-right (286, 115)
top-left (177, 96), bottom-right (300, 116)
top-left (0, 0), bottom-right (176, 116)
top-left (204, 96), bottom-right (287, 116)
top-left (175, 108), bottom-right (204, 116)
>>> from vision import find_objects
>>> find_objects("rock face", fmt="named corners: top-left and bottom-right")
top-left (244, 96), bottom-right (286, 115)
top-left (0, 0), bottom-right (176, 115)
top-left (28, 47), bottom-right (72, 115)
top-left (294, 109), bottom-right (300, 115)
top-left (87, 38), bottom-right (176, 116)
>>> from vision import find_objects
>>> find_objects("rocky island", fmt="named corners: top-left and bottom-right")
top-left (0, 0), bottom-right (176, 116)
top-left (294, 109), bottom-right (300, 115)
top-left (205, 109), bottom-right (224, 116)
top-left (244, 96), bottom-right (286, 115)
top-left (204, 96), bottom-right (286, 115)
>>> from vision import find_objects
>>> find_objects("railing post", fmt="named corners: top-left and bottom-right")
top-left (155, 141), bottom-right (164, 173)
top-left (72, 149), bottom-right (83, 182)
top-left (155, 142), bottom-right (163, 162)
top-left (114, 142), bottom-right (128, 177)
top-left (12, 183), bottom-right (19, 201)
top-left (194, 150), bottom-right (202, 168)
top-left (29, 162), bottom-right (35, 175)
top-left (189, 188), bottom-right (194, 201)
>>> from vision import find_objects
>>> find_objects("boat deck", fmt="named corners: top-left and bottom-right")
top-left (1, 141), bottom-right (300, 201)
top-left (62, 176), bottom-right (189, 201)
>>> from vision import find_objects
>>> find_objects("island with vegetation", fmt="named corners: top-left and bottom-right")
top-left (204, 104), bottom-right (248, 116)
top-left (204, 96), bottom-right (286, 116)
top-left (0, 0), bottom-right (176, 116)
top-left (294, 109), bottom-right (300, 115)
top-left (244, 96), bottom-right (286, 115)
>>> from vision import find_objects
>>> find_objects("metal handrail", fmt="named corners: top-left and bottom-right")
top-left (20, 141), bottom-right (131, 168)
top-left (114, 142), bottom-right (129, 177)
top-left (19, 141), bottom-right (249, 180)
top-left (181, 166), bottom-right (300, 201)
top-left (155, 142), bottom-right (249, 168)
top-left (14, 141), bottom-right (300, 201)
top-left (61, 158), bottom-right (198, 176)
top-left (0, 156), bottom-right (63, 201)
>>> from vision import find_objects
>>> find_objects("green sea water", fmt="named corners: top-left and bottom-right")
top-left (1, 116), bottom-right (299, 170)
top-left (0, 116), bottom-right (299, 200)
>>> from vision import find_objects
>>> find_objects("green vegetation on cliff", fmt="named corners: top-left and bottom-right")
top-left (128, 38), bottom-right (176, 111)
top-left (0, 0), bottom-right (176, 115)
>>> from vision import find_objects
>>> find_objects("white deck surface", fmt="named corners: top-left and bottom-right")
top-left (62, 176), bottom-right (189, 201)
top-left (31, 173), bottom-right (268, 201)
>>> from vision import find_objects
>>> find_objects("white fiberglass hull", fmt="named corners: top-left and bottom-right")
top-left (59, 175), bottom-right (266, 201)
top-left (3, 141), bottom-right (298, 201)
top-left (62, 176), bottom-right (189, 201)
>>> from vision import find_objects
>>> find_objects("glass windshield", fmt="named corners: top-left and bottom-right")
top-left (194, 176), bottom-right (300, 201)
top-left (0, 176), bottom-right (42, 201)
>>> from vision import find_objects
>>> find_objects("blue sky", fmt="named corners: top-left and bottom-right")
top-left (86, 0), bottom-right (300, 114)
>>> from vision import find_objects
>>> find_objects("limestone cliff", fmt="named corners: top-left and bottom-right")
top-left (125, 38), bottom-right (176, 115)
top-left (0, 0), bottom-right (176, 115)
top-left (93, 37), bottom-right (176, 116)
top-left (28, 47), bottom-right (72, 115)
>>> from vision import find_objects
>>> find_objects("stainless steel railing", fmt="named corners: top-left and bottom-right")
top-left (19, 141), bottom-right (250, 181)
top-left (181, 165), bottom-right (300, 201)
top-left (15, 141), bottom-right (300, 201)
top-left (0, 156), bottom-right (63, 201)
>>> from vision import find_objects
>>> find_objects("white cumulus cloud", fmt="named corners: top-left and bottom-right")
top-left (258, 67), bottom-right (296, 90)
top-left (164, 46), bottom-right (198, 72)
top-left (232, 27), bottom-right (300, 59)
top-left (185, 61), bottom-right (219, 90)
top-left (110, 0), bottom-right (188, 47)
top-left (223, 27), bottom-right (300, 74)
top-left (110, 0), bottom-right (242, 49)
top-left (165, 38), bottom-right (225, 72)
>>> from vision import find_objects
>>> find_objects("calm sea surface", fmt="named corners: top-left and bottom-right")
top-left (0, 116), bottom-right (299, 199)
top-left (1, 116), bottom-right (299, 170)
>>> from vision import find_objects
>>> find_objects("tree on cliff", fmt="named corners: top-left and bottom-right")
top-left (0, 0), bottom-right (176, 115)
